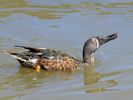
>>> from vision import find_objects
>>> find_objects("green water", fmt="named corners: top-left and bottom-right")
top-left (0, 0), bottom-right (133, 100)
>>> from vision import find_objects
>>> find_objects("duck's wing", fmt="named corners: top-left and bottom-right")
top-left (14, 45), bottom-right (46, 52)
top-left (5, 48), bottom-right (69, 67)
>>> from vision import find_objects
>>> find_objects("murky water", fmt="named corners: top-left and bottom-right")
top-left (0, 0), bottom-right (133, 100)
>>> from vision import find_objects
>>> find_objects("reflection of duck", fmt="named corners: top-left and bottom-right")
top-left (84, 65), bottom-right (101, 85)
top-left (84, 65), bottom-right (118, 93)
top-left (0, 66), bottom-right (78, 97)
top-left (5, 33), bottom-right (118, 71)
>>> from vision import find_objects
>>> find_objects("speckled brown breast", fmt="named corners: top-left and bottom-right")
top-left (37, 55), bottom-right (81, 71)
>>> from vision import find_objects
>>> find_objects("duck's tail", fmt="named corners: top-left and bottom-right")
top-left (4, 50), bottom-right (27, 62)
top-left (4, 50), bottom-right (39, 68)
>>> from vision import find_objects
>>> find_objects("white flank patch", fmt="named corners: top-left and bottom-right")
top-left (30, 59), bottom-right (38, 64)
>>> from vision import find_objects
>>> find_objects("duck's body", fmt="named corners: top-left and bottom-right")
top-left (6, 33), bottom-right (118, 71)
top-left (8, 47), bottom-right (82, 71)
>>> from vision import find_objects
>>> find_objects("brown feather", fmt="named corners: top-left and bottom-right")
top-left (36, 56), bottom-right (80, 71)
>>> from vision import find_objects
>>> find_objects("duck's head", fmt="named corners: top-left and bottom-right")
top-left (83, 33), bottom-right (118, 64)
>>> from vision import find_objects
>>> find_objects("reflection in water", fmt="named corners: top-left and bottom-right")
top-left (0, 67), bottom-right (51, 99)
top-left (0, 0), bottom-right (79, 19)
top-left (0, 66), bottom-right (79, 99)
top-left (0, 0), bottom-right (132, 19)
top-left (84, 65), bottom-right (118, 93)
top-left (84, 65), bottom-right (101, 85)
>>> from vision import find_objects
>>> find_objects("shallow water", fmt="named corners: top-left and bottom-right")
top-left (0, 0), bottom-right (133, 100)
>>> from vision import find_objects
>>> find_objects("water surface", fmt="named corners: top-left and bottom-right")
top-left (0, 0), bottom-right (133, 100)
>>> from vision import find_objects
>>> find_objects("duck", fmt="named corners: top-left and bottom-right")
top-left (5, 33), bottom-right (118, 71)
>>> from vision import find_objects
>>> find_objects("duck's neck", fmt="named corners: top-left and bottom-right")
top-left (83, 52), bottom-right (95, 64)
top-left (82, 38), bottom-right (97, 64)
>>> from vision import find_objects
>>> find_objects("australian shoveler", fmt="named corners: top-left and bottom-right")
top-left (5, 33), bottom-right (118, 71)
